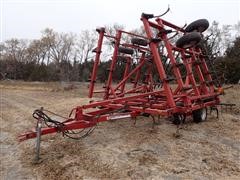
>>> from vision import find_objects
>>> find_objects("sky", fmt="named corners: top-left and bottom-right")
top-left (1, 0), bottom-right (240, 42)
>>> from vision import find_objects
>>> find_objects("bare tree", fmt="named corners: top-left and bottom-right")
top-left (0, 39), bottom-right (28, 79)
top-left (205, 21), bottom-right (236, 56)
top-left (76, 30), bottom-right (97, 63)
top-left (234, 21), bottom-right (240, 37)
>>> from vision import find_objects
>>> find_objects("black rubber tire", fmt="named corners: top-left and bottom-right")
top-left (131, 38), bottom-right (148, 46)
top-left (172, 102), bottom-right (186, 125)
top-left (192, 108), bottom-right (207, 123)
top-left (185, 19), bottom-right (209, 33)
top-left (118, 47), bottom-right (134, 55)
top-left (116, 55), bottom-right (127, 62)
top-left (173, 114), bottom-right (186, 125)
top-left (176, 32), bottom-right (201, 49)
top-left (195, 39), bottom-right (205, 49)
top-left (176, 102), bottom-right (184, 107)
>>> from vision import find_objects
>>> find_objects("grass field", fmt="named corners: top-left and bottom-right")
top-left (1, 81), bottom-right (239, 179)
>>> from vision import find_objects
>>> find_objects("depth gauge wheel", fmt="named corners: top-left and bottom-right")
top-left (176, 32), bottom-right (202, 49)
top-left (118, 47), bottom-right (134, 55)
top-left (131, 38), bottom-right (148, 46)
top-left (185, 19), bottom-right (209, 33)
top-left (192, 108), bottom-right (207, 123)
top-left (173, 114), bottom-right (186, 125)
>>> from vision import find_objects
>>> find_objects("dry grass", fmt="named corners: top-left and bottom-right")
top-left (0, 81), bottom-right (239, 179)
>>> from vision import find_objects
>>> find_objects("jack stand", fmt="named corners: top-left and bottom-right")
top-left (34, 108), bottom-right (43, 163)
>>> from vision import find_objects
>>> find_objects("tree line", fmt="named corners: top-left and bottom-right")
top-left (0, 22), bottom-right (239, 83)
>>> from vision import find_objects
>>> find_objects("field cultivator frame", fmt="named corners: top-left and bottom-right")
top-left (19, 13), bottom-right (223, 152)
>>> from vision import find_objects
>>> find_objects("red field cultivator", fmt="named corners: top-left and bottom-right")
top-left (19, 12), bottom-right (224, 160)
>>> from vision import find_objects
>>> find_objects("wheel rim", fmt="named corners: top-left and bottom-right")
top-left (201, 108), bottom-right (207, 121)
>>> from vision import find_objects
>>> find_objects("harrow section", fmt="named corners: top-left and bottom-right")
top-left (19, 13), bottom-right (223, 147)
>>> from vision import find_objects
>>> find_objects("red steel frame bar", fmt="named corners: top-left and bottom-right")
top-left (142, 16), bottom-right (175, 107)
top-left (157, 19), bottom-right (184, 89)
top-left (113, 54), bottom-right (146, 93)
top-left (133, 53), bottom-right (145, 88)
top-left (120, 57), bottom-right (131, 94)
top-left (180, 51), bottom-right (201, 96)
top-left (89, 28), bottom-right (105, 98)
top-left (197, 48), bottom-right (215, 92)
top-left (104, 30), bottom-right (122, 99)
top-left (191, 50), bottom-right (209, 94)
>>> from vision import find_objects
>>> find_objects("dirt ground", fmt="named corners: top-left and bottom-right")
top-left (0, 81), bottom-right (240, 180)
